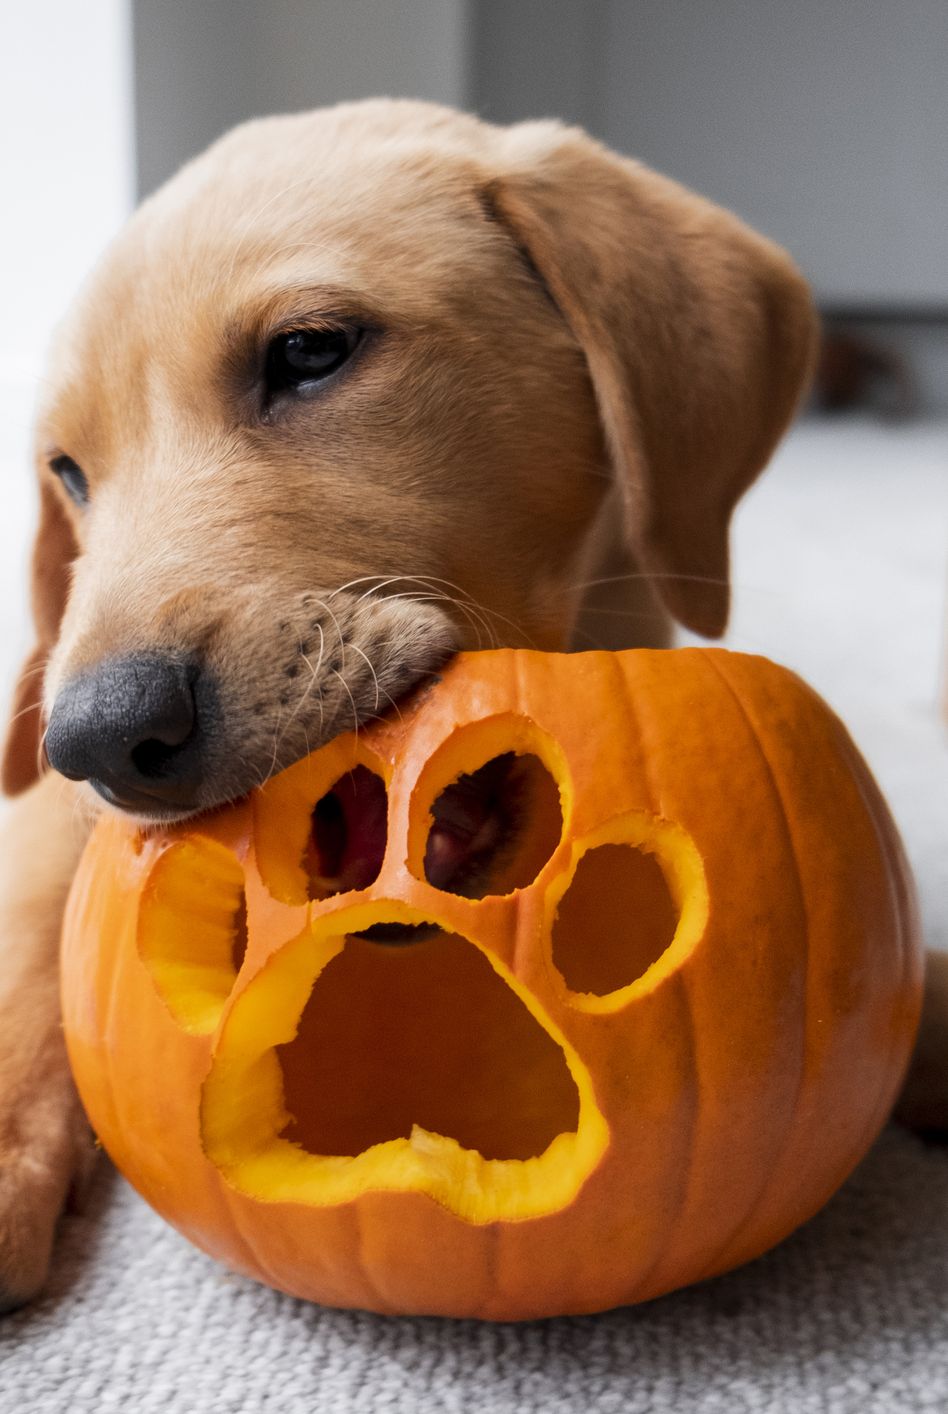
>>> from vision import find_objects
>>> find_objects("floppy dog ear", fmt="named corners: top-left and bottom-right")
top-left (2, 480), bottom-right (78, 795)
top-left (484, 122), bottom-right (818, 637)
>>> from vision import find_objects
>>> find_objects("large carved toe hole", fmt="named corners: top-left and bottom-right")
top-left (553, 843), bottom-right (679, 996)
top-left (278, 928), bottom-right (579, 1161)
top-left (423, 753), bottom-right (562, 898)
top-left (303, 765), bottom-right (387, 900)
top-left (138, 836), bottom-right (247, 1034)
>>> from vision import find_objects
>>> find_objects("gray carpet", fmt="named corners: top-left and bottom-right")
top-left (1, 1130), bottom-right (947, 1413)
top-left (0, 417), bottom-right (945, 1410)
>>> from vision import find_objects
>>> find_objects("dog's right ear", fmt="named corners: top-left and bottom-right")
top-left (2, 479), bottom-right (77, 795)
top-left (482, 121), bottom-right (817, 638)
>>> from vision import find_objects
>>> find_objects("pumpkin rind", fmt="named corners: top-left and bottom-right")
top-left (60, 648), bottom-right (922, 1320)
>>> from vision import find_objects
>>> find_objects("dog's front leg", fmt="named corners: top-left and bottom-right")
top-left (0, 771), bottom-right (96, 1311)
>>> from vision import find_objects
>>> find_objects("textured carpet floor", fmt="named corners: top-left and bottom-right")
top-left (0, 416), bottom-right (946, 1411)
top-left (2, 1129), bottom-right (948, 1414)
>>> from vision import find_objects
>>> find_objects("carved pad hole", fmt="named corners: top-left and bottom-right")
top-left (553, 843), bottom-right (679, 995)
top-left (278, 928), bottom-right (579, 1160)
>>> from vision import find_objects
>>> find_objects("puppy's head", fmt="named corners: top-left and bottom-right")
top-left (4, 99), bottom-right (816, 820)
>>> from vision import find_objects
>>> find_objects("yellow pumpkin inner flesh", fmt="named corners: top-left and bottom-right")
top-left (138, 837), bottom-right (247, 1035)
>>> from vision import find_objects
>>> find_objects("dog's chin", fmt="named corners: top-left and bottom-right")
top-left (84, 768), bottom-right (269, 829)
top-left (84, 778), bottom-right (209, 827)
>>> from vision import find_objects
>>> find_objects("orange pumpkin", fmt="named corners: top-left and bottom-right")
top-left (61, 648), bottom-right (921, 1320)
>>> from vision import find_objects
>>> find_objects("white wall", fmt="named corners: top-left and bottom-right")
top-left (242, 0), bottom-right (469, 121)
top-left (1, 1), bottom-right (135, 386)
top-left (0, 0), bottom-right (135, 701)
top-left (467, 0), bottom-right (600, 130)
top-left (131, 0), bottom-right (948, 311)
top-left (596, 0), bottom-right (948, 307)
top-left (464, 0), bottom-right (948, 407)
top-left (132, 0), bottom-right (258, 200)
top-left (134, 0), bottom-right (471, 196)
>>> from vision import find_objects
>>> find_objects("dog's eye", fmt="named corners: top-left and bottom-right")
top-left (49, 454), bottom-right (89, 506)
top-left (265, 327), bottom-right (361, 398)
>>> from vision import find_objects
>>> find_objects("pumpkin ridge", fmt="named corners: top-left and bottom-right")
top-left (831, 712), bottom-right (913, 971)
top-left (96, 838), bottom-right (146, 1189)
top-left (212, 1142), bottom-right (299, 1296)
top-left (688, 651), bottom-right (812, 1282)
top-left (814, 711), bottom-right (919, 1162)
top-left (796, 700), bottom-right (910, 1172)
top-left (99, 845), bottom-right (275, 1286)
top-left (475, 1219), bottom-right (501, 1321)
top-left (610, 651), bottom-right (702, 1304)
top-left (348, 1195), bottom-right (400, 1316)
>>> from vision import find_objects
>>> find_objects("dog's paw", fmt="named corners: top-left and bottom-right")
top-left (0, 1077), bottom-right (96, 1314)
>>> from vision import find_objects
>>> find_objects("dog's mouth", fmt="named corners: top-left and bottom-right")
top-left (120, 748), bottom-right (552, 929)
top-left (299, 752), bottom-right (562, 942)
top-left (89, 777), bottom-right (202, 820)
top-left (424, 752), bottom-right (557, 895)
top-left (305, 755), bottom-right (541, 895)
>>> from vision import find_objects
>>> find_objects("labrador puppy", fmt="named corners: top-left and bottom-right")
top-left (0, 98), bottom-right (932, 1312)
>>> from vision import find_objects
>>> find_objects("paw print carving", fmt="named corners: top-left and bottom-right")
top-left (135, 693), bottom-right (705, 1224)
top-left (63, 649), bottom-right (918, 1319)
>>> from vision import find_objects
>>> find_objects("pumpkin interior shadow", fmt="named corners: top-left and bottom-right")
top-left (552, 843), bottom-right (679, 995)
top-left (277, 928), bottom-right (580, 1161)
top-left (303, 765), bottom-right (388, 901)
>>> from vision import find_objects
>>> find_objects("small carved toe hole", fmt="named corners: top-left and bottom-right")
top-left (137, 836), bottom-right (247, 1034)
top-left (423, 752), bottom-right (562, 898)
top-left (553, 843), bottom-right (679, 995)
top-left (303, 765), bottom-right (387, 900)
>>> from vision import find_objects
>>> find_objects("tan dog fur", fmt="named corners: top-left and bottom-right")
top-left (0, 99), bottom-right (936, 1311)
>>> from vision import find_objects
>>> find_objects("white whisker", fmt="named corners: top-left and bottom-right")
top-left (306, 596), bottom-right (348, 670)
top-left (345, 639), bottom-right (382, 712)
top-left (222, 174), bottom-right (322, 284)
top-left (7, 701), bottom-right (43, 729)
top-left (327, 571), bottom-right (535, 649)
top-left (373, 590), bottom-right (490, 650)
top-left (331, 668), bottom-right (360, 738)
top-left (565, 569), bottom-right (730, 595)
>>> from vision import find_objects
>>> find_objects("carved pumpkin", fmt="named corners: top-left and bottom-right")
top-left (60, 648), bottom-right (921, 1320)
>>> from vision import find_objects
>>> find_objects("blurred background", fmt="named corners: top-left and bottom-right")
top-left (1, 1), bottom-right (946, 938)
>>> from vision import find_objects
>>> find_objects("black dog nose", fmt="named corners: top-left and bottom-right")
top-left (45, 653), bottom-right (203, 811)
